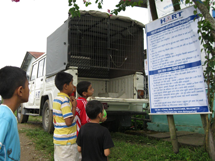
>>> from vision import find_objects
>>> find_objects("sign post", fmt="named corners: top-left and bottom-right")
top-left (167, 115), bottom-right (178, 153)
top-left (146, 6), bottom-right (211, 153)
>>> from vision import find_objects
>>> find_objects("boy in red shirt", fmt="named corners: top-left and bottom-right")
top-left (75, 81), bottom-right (94, 136)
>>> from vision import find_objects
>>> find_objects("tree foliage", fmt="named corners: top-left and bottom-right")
top-left (68, 0), bottom-right (144, 17)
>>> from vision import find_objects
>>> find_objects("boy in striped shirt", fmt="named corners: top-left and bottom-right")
top-left (53, 72), bottom-right (78, 161)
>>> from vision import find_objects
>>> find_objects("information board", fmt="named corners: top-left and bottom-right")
top-left (146, 6), bottom-right (210, 115)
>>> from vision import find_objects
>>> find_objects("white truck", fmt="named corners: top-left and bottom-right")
top-left (18, 10), bottom-right (149, 133)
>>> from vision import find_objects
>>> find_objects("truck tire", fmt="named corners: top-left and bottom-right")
top-left (42, 100), bottom-right (54, 133)
top-left (17, 104), bottom-right (29, 123)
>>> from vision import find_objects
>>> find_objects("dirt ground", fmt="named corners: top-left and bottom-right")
top-left (18, 122), bottom-right (50, 161)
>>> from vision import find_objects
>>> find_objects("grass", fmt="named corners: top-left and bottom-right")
top-left (109, 133), bottom-right (211, 161)
top-left (19, 127), bottom-right (54, 161)
top-left (28, 115), bottom-right (42, 122)
top-left (19, 124), bottom-right (212, 161)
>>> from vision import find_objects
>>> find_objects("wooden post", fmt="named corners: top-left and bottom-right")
top-left (201, 114), bottom-right (208, 132)
top-left (166, 0), bottom-right (181, 154)
top-left (149, 0), bottom-right (158, 20)
top-left (200, 114), bottom-right (209, 150)
top-left (171, 0), bottom-right (181, 11)
top-left (167, 115), bottom-right (179, 153)
top-left (201, 114), bottom-right (215, 160)
top-left (148, 0), bottom-right (179, 153)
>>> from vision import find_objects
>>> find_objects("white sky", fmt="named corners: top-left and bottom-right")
top-left (0, 0), bottom-right (149, 69)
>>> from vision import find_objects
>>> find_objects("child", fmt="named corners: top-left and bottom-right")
top-left (53, 71), bottom-right (79, 161)
top-left (77, 100), bottom-right (114, 161)
top-left (0, 66), bottom-right (29, 161)
top-left (75, 81), bottom-right (94, 136)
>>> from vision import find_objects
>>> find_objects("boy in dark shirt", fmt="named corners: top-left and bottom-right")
top-left (76, 100), bottom-right (114, 161)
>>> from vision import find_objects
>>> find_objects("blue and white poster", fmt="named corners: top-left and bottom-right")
top-left (146, 6), bottom-right (210, 115)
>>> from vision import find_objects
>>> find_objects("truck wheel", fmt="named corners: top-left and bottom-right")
top-left (17, 104), bottom-right (29, 123)
top-left (42, 100), bottom-right (54, 133)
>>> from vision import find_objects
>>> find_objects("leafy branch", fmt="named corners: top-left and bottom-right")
top-left (68, 0), bottom-right (144, 17)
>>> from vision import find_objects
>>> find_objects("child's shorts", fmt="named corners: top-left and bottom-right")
top-left (54, 143), bottom-right (79, 161)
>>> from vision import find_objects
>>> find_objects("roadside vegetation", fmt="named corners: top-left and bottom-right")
top-left (18, 117), bottom-right (211, 161)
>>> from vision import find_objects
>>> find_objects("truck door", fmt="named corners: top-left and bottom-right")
top-left (35, 58), bottom-right (46, 106)
top-left (28, 63), bottom-right (38, 106)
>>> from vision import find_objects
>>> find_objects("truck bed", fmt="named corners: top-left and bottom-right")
top-left (79, 73), bottom-right (149, 113)
top-left (88, 96), bottom-right (148, 112)
top-left (78, 72), bottom-right (144, 99)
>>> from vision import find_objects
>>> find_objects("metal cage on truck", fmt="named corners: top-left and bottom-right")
top-left (46, 10), bottom-right (145, 78)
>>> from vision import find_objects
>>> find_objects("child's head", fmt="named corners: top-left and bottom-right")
top-left (77, 81), bottom-right (94, 98)
top-left (86, 100), bottom-right (104, 121)
top-left (0, 66), bottom-right (29, 102)
top-left (55, 71), bottom-right (74, 95)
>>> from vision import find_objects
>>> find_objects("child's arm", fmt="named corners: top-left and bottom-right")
top-left (103, 128), bottom-right (114, 157)
top-left (64, 97), bottom-right (77, 126)
top-left (70, 96), bottom-right (77, 119)
top-left (77, 145), bottom-right (82, 153)
top-left (76, 129), bottom-right (82, 153)
top-left (104, 149), bottom-right (110, 156)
